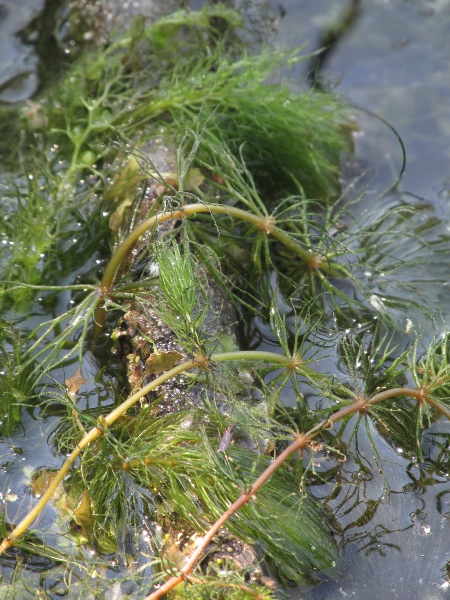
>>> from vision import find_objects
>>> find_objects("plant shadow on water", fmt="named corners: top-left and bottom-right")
top-left (274, 2), bottom-right (450, 597)
top-left (1, 1), bottom-right (450, 599)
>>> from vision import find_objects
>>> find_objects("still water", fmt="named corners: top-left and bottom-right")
top-left (271, 1), bottom-right (450, 598)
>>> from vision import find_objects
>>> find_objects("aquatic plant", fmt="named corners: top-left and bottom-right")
top-left (1, 2), bottom-right (450, 599)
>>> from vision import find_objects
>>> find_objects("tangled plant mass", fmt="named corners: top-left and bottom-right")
top-left (1, 2), bottom-right (450, 599)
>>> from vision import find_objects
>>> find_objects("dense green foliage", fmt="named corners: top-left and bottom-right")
top-left (1, 3), bottom-right (450, 600)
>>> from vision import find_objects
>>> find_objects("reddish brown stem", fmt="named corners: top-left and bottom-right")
top-left (145, 434), bottom-right (310, 600)
top-left (144, 385), bottom-right (450, 600)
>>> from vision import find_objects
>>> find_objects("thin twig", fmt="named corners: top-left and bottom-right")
top-left (144, 385), bottom-right (450, 599)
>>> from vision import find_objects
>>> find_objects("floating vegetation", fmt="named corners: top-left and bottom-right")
top-left (1, 2), bottom-right (450, 599)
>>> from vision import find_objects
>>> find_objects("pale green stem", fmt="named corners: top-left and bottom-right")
top-left (211, 350), bottom-right (296, 366)
top-left (269, 225), bottom-right (326, 268)
top-left (94, 203), bottom-right (320, 338)
top-left (424, 395), bottom-right (450, 421)
top-left (212, 350), bottom-right (350, 394)
top-left (0, 358), bottom-right (200, 555)
top-left (0, 350), bottom-right (298, 554)
top-left (62, 69), bottom-right (123, 185)
top-left (100, 203), bottom-right (317, 293)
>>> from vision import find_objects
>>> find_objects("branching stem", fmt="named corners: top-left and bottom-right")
top-left (101, 204), bottom-right (319, 291)
top-left (3, 341), bottom-right (448, 592)
top-left (0, 358), bottom-right (200, 555)
top-left (0, 350), bottom-right (307, 555)
top-left (143, 385), bottom-right (450, 600)
top-left (94, 203), bottom-right (326, 337)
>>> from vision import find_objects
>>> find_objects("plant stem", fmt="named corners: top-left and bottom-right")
top-left (143, 385), bottom-right (450, 600)
top-left (0, 350), bottom-right (302, 555)
top-left (100, 204), bottom-right (319, 292)
top-left (0, 358), bottom-right (200, 555)
top-left (423, 394), bottom-right (450, 420)
top-left (4, 343), bottom-right (445, 579)
top-left (94, 203), bottom-right (324, 338)
top-left (212, 350), bottom-right (297, 366)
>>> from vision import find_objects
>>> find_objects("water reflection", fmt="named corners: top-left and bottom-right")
top-left (270, 3), bottom-right (450, 596)
top-left (0, 0), bottom-right (44, 103)
top-left (298, 425), bottom-right (450, 599)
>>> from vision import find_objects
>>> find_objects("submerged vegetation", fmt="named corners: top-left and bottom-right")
top-left (1, 2), bottom-right (450, 599)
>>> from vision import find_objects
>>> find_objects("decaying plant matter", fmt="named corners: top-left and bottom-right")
top-left (1, 2), bottom-right (450, 599)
